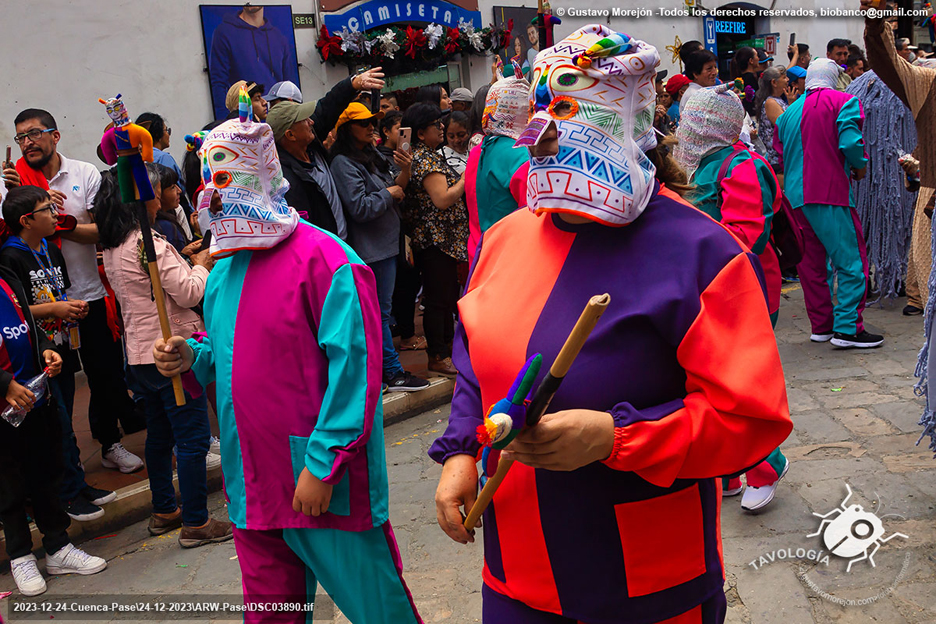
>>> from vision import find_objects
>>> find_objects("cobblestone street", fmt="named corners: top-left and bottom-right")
top-left (2, 285), bottom-right (935, 624)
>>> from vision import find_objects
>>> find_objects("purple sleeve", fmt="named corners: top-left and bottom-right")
top-left (429, 230), bottom-right (490, 464)
top-left (428, 320), bottom-right (483, 464)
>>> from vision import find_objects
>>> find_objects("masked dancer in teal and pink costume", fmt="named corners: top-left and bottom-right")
top-left (674, 84), bottom-right (790, 512)
top-left (775, 59), bottom-right (875, 349)
top-left (465, 66), bottom-right (531, 266)
top-left (152, 89), bottom-right (422, 624)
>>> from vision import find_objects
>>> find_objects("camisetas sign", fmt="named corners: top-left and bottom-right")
top-left (323, 0), bottom-right (483, 33)
top-left (320, 0), bottom-right (477, 12)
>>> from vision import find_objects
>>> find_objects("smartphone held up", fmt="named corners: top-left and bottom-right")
top-left (399, 127), bottom-right (412, 154)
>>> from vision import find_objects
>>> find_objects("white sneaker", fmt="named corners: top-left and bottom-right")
top-left (741, 460), bottom-right (790, 512)
top-left (46, 543), bottom-right (107, 576)
top-left (722, 477), bottom-right (744, 497)
top-left (810, 333), bottom-right (833, 343)
top-left (209, 435), bottom-right (221, 455)
top-left (101, 443), bottom-right (144, 474)
top-left (11, 554), bottom-right (47, 596)
top-left (206, 451), bottom-right (222, 471)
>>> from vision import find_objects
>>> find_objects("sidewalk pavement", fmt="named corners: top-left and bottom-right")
top-left (62, 340), bottom-right (449, 495)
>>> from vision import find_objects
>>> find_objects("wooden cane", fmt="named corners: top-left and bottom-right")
top-left (137, 203), bottom-right (187, 407)
top-left (463, 293), bottom-right (610, 530)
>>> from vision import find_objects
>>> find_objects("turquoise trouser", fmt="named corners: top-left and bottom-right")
top-left (795, 204), bottom-right (869, 336)
top-left (232, 523), bottom-right (422, 623)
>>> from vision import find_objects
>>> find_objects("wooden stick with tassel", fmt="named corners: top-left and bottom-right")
top-left (137, 205), bottom-right (186, 406)
top-left (464, 293), bottom-right (610, 531)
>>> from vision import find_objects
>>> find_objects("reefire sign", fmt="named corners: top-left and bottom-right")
top-left (714, 20), bottom-right (747, 34)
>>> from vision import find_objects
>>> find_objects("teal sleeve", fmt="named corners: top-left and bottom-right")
top-left (304, 262), bottom-right (377, 484)
top-left (187, 337), bottom-right (216, 388)
top-left (836, 97), bottom-right (868, 172)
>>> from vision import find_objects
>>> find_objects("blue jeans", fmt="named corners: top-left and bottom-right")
top-left (369, 256), bottom-right (405, 381)
top-left (127, 364), bottom-right (210, 527)
top-left (49, 373), bottom-right (87, 503)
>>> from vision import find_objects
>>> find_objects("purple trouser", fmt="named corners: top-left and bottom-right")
top-left (482, 584), bottom-right (727, 623)
top-left (788, 204), bottom-right (869, 336)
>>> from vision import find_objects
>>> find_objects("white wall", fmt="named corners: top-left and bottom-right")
top-left (0, 0), bottom-right (867, 171)
top-left (2, 1), bottom-right (209, 171)
top-left (0, 1), bottom-right (358, 171)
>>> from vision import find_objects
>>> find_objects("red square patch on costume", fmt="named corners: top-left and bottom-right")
top-left (614, 483), bottom-right (707, 597)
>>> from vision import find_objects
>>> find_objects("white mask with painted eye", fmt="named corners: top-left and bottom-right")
top-left (515, 25), bottom-right (660, 227)
top-left (197, 117), bottom-right (298, 258)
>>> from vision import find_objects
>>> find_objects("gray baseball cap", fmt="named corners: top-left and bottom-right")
top-left (450, 88), bottom-right (473, 102)
top-left (264, 81), bottom-right (303, 104)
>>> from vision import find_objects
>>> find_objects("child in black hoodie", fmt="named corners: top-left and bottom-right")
top-left (0, 186), bottom-right (107, 597)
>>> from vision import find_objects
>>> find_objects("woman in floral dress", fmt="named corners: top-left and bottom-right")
top-left (401, 102), bottom-right (469, 377)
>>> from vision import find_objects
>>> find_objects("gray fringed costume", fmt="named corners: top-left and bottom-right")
top-left (846, 71), bottom-right (917, 301)
top-left (919, 240), bottom-right (936, 451)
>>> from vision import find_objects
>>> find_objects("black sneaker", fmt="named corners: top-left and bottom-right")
top-left (831, 330), bottom-right (884, 349)
top-left (65, 498), bottom-right (105, 522)
top-left (81, 486), bottom-right (116, 506)
top-left (903, 305), bottom-right (924, 316)
top-left (385, 372), bottom-right (431, 393)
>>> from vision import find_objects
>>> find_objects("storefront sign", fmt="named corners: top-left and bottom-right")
top-left (323, 0), bottom-right (483, 32)
top-left (715, 20), bottom-right (747, 35)
top-left (735, 37), bottom-right (765, 49)
top-left (294, 13), bottom-right (317, 28)
top-left (321, 0), bottom-right (477, 12)
top-left (759, 33), bottom-right (779, 56)
top-left (703, 16), bottom-right (717, 54)
top-left (385, 65), bottom-right (451, 91)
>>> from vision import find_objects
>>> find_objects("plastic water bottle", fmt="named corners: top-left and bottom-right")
top-left (0, 369), bottom-right (50, 428)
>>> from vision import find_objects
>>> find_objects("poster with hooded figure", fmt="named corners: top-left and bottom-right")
top-left (201, 4), bottom-right (301, 121)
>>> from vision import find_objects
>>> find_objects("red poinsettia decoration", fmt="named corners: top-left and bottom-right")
top-left (404, 25), bottom-right (428, 58)
top-left (444, 27), bottom-right (461, 54)
top-left (316, 25), bottom-right (342, 61)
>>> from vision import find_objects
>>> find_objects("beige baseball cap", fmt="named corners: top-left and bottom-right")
top-left (225, 81), bottom-right (261, 112)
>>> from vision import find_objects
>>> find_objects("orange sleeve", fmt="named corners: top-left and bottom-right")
top-left (127, 124), bottom-right (154, 162)
top-left (601, 252), bottom-right (792, 487)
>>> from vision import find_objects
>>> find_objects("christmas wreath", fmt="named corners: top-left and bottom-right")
top-left (317, 18), bottom-right (512, 70)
